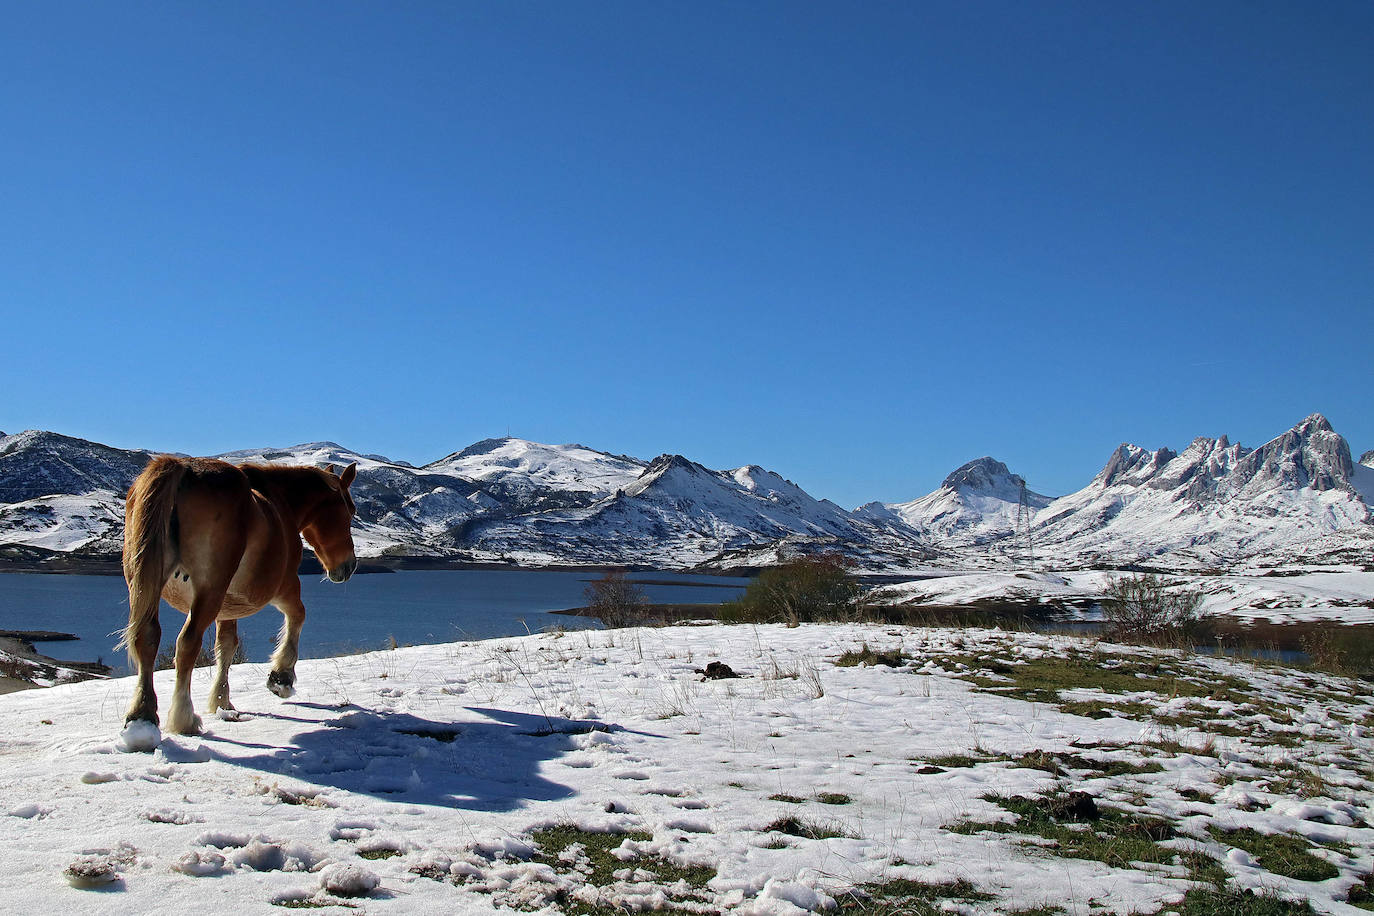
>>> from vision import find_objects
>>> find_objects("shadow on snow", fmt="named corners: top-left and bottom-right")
top-left (195, 701), bottom-right (658, 813)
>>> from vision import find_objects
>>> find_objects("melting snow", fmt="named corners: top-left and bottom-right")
top-left (0, 623), bottom-right (1370, 913)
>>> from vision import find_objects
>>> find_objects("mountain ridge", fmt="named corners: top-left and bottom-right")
top-left (0, 415), bottom-right (1369, 570)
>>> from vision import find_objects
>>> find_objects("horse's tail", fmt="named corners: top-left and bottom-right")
top-left (118, 456), bottom-right (185, 663)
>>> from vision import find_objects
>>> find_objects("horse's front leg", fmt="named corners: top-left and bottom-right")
top-left (167, 588), bottom-right (226, 735)
top-left (267, 594), bottom-right (305, 698)
top-left (207, 618), bottom-right (239, 715)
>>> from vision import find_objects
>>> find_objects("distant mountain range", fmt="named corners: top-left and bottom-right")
top-left (1, 414), bottom-right (1370, 571)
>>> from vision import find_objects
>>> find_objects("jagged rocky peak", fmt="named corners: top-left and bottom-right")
top-left (1361, 450), bottom-right (1374, 469)
top-left (1227, 412), bottom-right (1354, 493)
top-left (1097, 443), bottom-right (1177, 488)
top-left (1148, 435), bottom-right (1250, 499)
top-left (644, 453), bottom-right (707, 475)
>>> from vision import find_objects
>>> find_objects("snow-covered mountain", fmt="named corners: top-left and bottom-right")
top-left (1021, 415), bottom-right (1372, 567)
top-left (423, 438), bottom-right (646, 513)
top-left (857, 457), bottom-right (1051, 546)
top-left (454, 454), bottom-right (915, 567)
top-left (0, 431), bottom-right (155, 553)
top-left (0, 432), bottom-right (928, 569)
top-left (1, 415), bottom-right (1369, 570)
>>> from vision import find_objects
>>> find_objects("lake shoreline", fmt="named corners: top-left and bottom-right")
top-left (0, 551), bottom-right (761, 578)
top-left (0, 629), bottom-right (113, 691)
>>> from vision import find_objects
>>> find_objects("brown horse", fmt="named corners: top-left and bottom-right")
top-left (120, 455), bottom-right (358, 736)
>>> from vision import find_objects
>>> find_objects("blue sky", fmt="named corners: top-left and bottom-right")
top-left (3, 2), bottom-right (1371, 507)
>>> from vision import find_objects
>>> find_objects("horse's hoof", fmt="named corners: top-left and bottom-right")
top-left (171, 716), bottom-right (203, 736)
top-left (167, 709), bottom-right (203, 735)
top-left (266, 671), bottom-right (295, 698)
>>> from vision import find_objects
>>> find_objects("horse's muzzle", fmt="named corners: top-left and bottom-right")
top-left (328, 558), bottom-right (358, 583)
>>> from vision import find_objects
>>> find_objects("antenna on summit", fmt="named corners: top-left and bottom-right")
top-left (1016, 480), bottom-right (1036, 570)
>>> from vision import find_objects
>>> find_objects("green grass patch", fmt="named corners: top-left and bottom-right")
top-left (838, 878), bottom-right (993, 915)
top-left (1009, 749), bottom-right (1164, 777)
top-left (526, 824), bottom-right (716, 915)
top-left (1208, 827), bottom-right (1339, 882)
top-left (769, 793), bottom-right (804, 803)
top-left (913, 752), bottom-right (1010, 770)
top-left (815, 792), bottom-right (852, 805)
top-left (1055, 699), bottom-right (1156, 720)
top-left (931, 647), bottom-right (1266, 717)
top-left (1173, 887), bottom-right (1317, 915)
top-left (949, 792), bottom-right (1177, 870)
top-left (1347, 870), bottom-right (1374, 910)
top-left (835, 644), bottom-right (908, 668)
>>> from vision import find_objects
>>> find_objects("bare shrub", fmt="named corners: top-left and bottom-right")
top-left (1100, 573), bottom-right (1203, 645)
top-left (583, 568), bottom-right (648, 628)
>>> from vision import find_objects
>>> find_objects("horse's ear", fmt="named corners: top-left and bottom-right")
top-left (339, 462), bottom-right (357, 488)
top-left (325, 464), bottom-right (338, 475)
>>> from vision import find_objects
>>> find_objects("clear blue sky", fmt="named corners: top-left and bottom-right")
top-left (3, 2), bottom-right (1371, 507)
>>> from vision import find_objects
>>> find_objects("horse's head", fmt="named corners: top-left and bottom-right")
top-left (303, 462), bottom-right (359, 583)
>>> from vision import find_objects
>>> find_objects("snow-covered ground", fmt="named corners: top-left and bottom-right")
top-left (2, 624), bottom-right (1371, 914)
top-left (874, 570), bottom-right (1374, 626)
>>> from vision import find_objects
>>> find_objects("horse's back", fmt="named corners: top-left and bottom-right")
top-left (146, 458), bottom-right (295, 615)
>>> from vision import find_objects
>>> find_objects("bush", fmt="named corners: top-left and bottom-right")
top-left (584, 568), bottom-right (647, 628)
top-left (720, 554), bottom-right (865, 626)
top-left (1101, 573), bottom-right (1203, 644)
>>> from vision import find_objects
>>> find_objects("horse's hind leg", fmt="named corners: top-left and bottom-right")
top-left (167, 586), bottom-right (227, 735)
top-left (207, 618), bottom-right (239, 715)
top-left (125, 612), bottom-right (162, 726)
top-left (267, 593), bottom-right (305, 698)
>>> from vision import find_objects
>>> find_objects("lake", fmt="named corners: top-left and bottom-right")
top-left (0, 570), bottom-right (750, 675)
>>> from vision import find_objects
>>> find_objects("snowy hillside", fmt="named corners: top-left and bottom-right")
top-left (0, 431), bottom-right (156, 554)
top-left (215, 441), bottom-right (501, 557)
top-left (454, 454), bottom-right (923, 568)
top-left (425, 437), bottom-right (646, 510)
top-left (858, 457), bottom-right (1052, 546)
top-left (2, 623), bottom-right (1371, 914)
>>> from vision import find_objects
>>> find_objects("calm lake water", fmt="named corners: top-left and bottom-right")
top-left (0, 570), bottom-right (750, 675)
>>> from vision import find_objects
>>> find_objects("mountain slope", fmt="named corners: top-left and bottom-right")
top-left (452, 453), bottom-right (913, 567)
top-left (424, 438), bottom-right (645, 513)
top-left (0, 431), bottom-right (156, 552)
top-left (858, 457), bottom-right (1051, 546)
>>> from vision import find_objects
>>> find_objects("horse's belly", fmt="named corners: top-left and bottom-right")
top-left (161, 576), bottom-right (273, 618)
top-left (217, 596), bottom-right (267, 619)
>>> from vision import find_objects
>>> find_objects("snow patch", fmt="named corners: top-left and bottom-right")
top-left (118, 720), bottom-right (161, 753)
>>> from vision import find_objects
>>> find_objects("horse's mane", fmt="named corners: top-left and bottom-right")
top-left (238, 463), bottom-right (334, 508)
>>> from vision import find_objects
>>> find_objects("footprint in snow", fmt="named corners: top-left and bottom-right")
top-left (330, 819), bottom-right (378, 841)
top-left (143, 808), bottom-right (202, 825)
top-left (672, 799), bottom-right (711, 810)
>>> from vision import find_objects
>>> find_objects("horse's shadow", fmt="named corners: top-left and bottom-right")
top-left (199, 703), bottom-right (654, 812)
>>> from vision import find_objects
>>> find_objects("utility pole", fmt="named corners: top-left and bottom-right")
top-left (1016, 480), bottom-right (1036, 571)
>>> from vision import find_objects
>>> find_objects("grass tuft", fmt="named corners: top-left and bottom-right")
top-left (763, 816), bottom-right (855, 840)
top-left (1208, 827), bottom-right (1340, 882)
top-left (835, 644), bottom-right (907, 668)
top-left (838, 878), bottom-right (993, 914)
